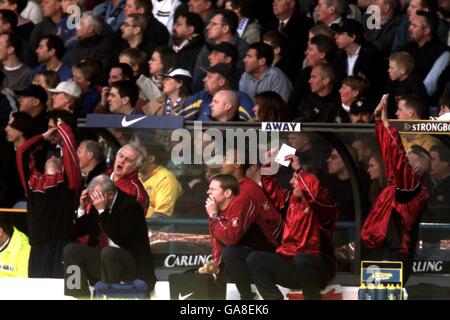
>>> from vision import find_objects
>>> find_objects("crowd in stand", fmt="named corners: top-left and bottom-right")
top-left (0, 0), bottom-right (450, 300)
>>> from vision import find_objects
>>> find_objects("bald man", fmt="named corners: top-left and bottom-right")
top-left (210, 90), bottom-right (241, 122)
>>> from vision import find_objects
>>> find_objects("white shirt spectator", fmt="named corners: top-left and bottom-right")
top-left (152, 0), bottom-right (181, 33)
top-left (20, 0), bottom-right (43, 25)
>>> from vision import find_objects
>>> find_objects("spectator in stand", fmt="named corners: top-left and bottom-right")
top-left (0, 32), bottom-right (31, 91)
top-left (348, 98), bottom-right (376, 123)
top-left (392, 0), bottom-right (449, 53)
top-left (123, 0), bottom-right (169, 61)
top-left (170, 11), bottom-right (205, 74)
top-left (299, 63), bottom-right (340, 122)
top-left (239, 42), bottom-right (292, 103)
top-left (265, 0), bottom-right (313, 74)
top-left (332, 18), bottom-right (387, 100)
top-left (361, 95), bottom-right (429, 284)
top-left (64, 174), bottom-right (156, 298)
top-left (32, 70), bottom-right (60, 109)
top-left (315, 0), bottom-right (349, 26)
top-left (337, 75), bottom-right (369, 123)
top-left (262, 31), bottom-right (297, 84)
top-left (219, 148), bottom-right (284, 300)
top-left (16, 110), bottom-right (81, 278)
top-left (136, 46), bottom-right (178, 104)
top-left (4, 111), bottom-right (34, 148)
top-left (363, 0), bottom-right (402, 57)
top-left (107, 80), bottom-right (140, 115)
top-left (395, 94), bottom-right (440, 151)
top-left (117, 13), bottom-right (154, 60)
top-left (224, 0), bottom-right (261, 44)
top-left (95, 63), bottom-right (134, 113)
top-left (247, 153), bottom-right (338, 300)
top-left (152, 0), bottom-right (181, 32)
top-left (140, 143), bottom-right (182, 218)
top-left (385, 51), bottom-right (428, 118)
top-left (289, 35), bottom-right (338, 120)
top-left (15, 84), bottom-right (49, 134)
top-left (206, 41), bottom-right (239, 87)
top-left (71, 59), bottom-right (102, 117)
top-left (143, 68), bottom-right (193, 115)
top-left (193, 9), bottom-right (249, 92)
top-left (118, 47), bottom-right (147, 78)
top-left (205, 174), bottom-right (283, 299)
top-left (437, 94), bottom-right (450, 119)
top-left (176, 63), bottom-right (255, 120)
top-left (402, 10), bottom-right (449, 98)
top-left (188, 0), bottom-right (217, 22)
top-left (253, 91), bottom-right (287, 122)
top-left (49, 80), bottom-right (81, 115)
top-left (30, 35), bottom-right (72, 84)
top-left (0, 216), bottom-right (31, 278)
top-left (28, 0), bottom-right (63, 51)
top-left (93, 0), bottom-right (126, 32)
top-left (57, 0), bottom-right (79, 54)
top-left (209, 89), bottom-right (242, 121)
top-left (0, 2), bottom-right (34, 41)
top-left (63, 11), bottom-right (112, 76)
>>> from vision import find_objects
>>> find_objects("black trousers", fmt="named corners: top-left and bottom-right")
top-left (29, 239), bottom-right (72, 279)
top-left (247, 251), bottom-right (335, 300)
top-left (222, 246), bottom-right (256, 300)
top-left (63, 243), bottom-right (136, 298)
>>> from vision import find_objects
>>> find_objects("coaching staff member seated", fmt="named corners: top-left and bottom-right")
top-left (63, 175), bottom-right (156, 298)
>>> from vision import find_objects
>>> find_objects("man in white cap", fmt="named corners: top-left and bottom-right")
top-left (48, 80), bottom-right (81, 114)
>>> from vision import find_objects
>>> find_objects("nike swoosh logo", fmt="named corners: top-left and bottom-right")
top-left (121, 116), bottom-right (147, 127)
top-left (178, 292), bottom-right (194, 300)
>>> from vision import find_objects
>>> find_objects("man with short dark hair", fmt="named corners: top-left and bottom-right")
top-left (171, 11), bottom-right (205, 74)
top-left (429, 144), bottom-right (450, 206)
top-left (30, 35), bottom-right (72, 83)
top-left (239, 42), bottom-right (292, 103)
top-left (188, 0), bottom-right (217, 22)
top-left (28, 0), bottom-right (63, 50)
top-left (193, 9), bottom-right (249, 92)
top-left (108, 80), bottom-right (140, 115)
top-left (0, 32), bottom-right (31, 91)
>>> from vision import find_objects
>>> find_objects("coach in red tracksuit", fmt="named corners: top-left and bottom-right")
top-left (16, 110), bottom-right (81, 278)
top-left (361, 95), bottom-right (429, 283)
top-left (206, 174), bottom-right (283, 299)
top-left (247, 154), bottom-right (338, 300)
top-left (220, 150), bottom-right (284, 299)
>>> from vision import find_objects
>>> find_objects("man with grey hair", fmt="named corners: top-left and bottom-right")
top-left (64, 174), bottom-right (156, 298)
top-left (210, 89), bottom-right (242, 121)
top-left (111, 143), bottom-right (149, 212)
top-left (63, 11), bottom-right (113, 74)
top-left (314, 0), bottom-right (349, 26)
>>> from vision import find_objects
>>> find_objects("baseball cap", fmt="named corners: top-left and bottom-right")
top-left (349, 99), bottom-right (376, 114)
top-left (201, 63), bottom-right (233, 81)
top-left (161, 68), bottom-right (192, 82)
top-left (207, 42), bottom-right (239, 63)
top-left (330, 19), bottom-right (364, 37)
top-left (15, 85), bottom-right (48, 104)
top-left (48, 81), bottom-right (81, 98)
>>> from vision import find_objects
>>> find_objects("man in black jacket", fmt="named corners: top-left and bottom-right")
top-left (171, 11), bottom-right (205, 75)
top-left (63, 12), bottom-right (112, 76)
top-left (64, 174), bottom-right (156, 299)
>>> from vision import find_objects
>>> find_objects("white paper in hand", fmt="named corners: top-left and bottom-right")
top-left (275, 143), bottom-right (297, 167)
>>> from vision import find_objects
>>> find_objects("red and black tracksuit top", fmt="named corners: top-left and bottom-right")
top-left (261, 169), bottom-right (338, 260)
top-left (209, 178), bottom-right (284, 266)
top-left (16, 123), bottom-right (81, 245)
top-left (361, 122), bottom-right (429, 254)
